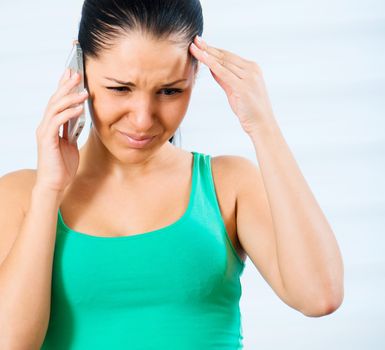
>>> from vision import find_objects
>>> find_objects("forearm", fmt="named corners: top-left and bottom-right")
top-left (0, 186), bottom-right (63, 349)
top-left (249, 117), bottom-right (344, 314)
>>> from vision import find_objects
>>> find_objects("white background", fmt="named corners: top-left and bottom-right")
top-left (0, 0), bottom-right (384, 348)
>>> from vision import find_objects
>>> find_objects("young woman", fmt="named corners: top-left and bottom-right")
top-left (0, 0), bottom-right (344, 349)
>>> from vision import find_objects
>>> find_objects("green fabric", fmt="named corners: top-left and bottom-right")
top-left (41, 151), bottom-right (246, 349)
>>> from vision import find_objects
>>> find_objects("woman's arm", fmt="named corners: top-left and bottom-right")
top-left (190, 36), bottom-right (344, 317)
top-left (235, 118), bottom-right (344, 317)
top-left (0, 171), bottom-right (64, 349)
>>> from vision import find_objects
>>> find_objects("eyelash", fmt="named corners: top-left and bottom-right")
top-left (107, 87), bottom-right (184, 96)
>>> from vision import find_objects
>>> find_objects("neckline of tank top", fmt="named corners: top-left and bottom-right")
top-left (57, 151), bottom-right (199, 240)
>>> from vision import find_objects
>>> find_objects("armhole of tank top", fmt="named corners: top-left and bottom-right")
top-left (57, 208), bottom-right (67, 232)
top-left (206, 155), bottom-right (246, 267)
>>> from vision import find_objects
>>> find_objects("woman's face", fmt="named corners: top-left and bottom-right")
top-left (84, 32), bottom-right (197, 159)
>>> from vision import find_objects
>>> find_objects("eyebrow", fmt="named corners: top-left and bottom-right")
top-left (103, 77), bottom-right (188, 87)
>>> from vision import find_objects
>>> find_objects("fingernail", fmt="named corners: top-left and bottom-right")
top-left (72, 72), bottom-right (79, 80)
top-left (80, 88), bottom-right (88, 95)
top-left (197, 36), bottom-right (202, 43)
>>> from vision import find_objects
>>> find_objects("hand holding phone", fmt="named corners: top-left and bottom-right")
top-left (35, 66), bottom-right (89, 193)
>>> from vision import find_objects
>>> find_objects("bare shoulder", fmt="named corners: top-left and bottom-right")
top-left (0, 169), bottom-right (37, 265)
top-left (0, 169), bottom-right (37, 214)
top-left (211, 154), bottom-right (259, 173)
top-left (211, 154), bottom-right (261, 196)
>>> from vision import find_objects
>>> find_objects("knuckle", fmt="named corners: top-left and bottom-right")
top-left (66, 93), bottom-right (82, 106)
top-left (35, 125), bottom-right (44, 139)
top-left (44, 106), bottom-right (53, 119)
top-left (55, 114), bottom-right (65, 126)
top-left (53, 114), bottom-right (64, 127)
top-left (66, 77), bottom-right (75, 87)
top-left (74, 91), bottom-right (86, 100)
top-left (48, 94), bottom-right (56, 103)
top-left (68, 105), bottom-right (81, 115)
top-left (67, 75), bottom-right (79, 86)
top-left (250, 61), bottom-right (262, 73)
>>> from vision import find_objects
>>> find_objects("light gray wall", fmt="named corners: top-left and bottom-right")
top-left (0, 1), bottom-right (384, 348)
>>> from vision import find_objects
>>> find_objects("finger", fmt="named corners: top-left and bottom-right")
top-left (51, 72), bottom-right (83, 105)
top-left (48, 105), bottom-right (84, 138)
top-left (50, 90), bottom-right (88, 116)
top-left (194, 36), bottom-right (248, 70)
top-left (42, 89), bottom-right (88, 130)
top-left (190, 41), bottom-right (245, 80)
top-left (58, 68), bottom-right (71, 88)
top-left (37, 104), bottom-right (84, 145)
top-left (190, 42), bottom-right (240, 86)
top-left (210, 69), bottom-right (228, 91)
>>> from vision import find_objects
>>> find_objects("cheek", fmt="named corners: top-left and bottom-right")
top-left (92, 92), bottom-right (124, 120)
top-left (159, 95), bottom-right (191, 125)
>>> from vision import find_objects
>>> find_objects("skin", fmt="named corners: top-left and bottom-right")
top-left (0, 21), bottom-right (343, 347)
top-left (54, 32), bottom-right (218, 246)
top-left (189, 36), bottom-right (344, 315)
top-left (37, 31), bottom-right (343, 317)
top-left (77, 32), bottom-right (198, 183)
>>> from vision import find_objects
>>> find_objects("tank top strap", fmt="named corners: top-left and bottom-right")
top-left (191, 151), bottom-right (245, 267)
top-left (191, 151), bottom-right (220, 214)
top-left (193, 152), bottom-right (228, 217)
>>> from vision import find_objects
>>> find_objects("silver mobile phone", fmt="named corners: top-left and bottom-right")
top-left (64, 41), bottom-right (86, 144)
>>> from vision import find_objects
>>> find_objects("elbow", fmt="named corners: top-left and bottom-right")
top-left (301, 284), bottom-right (344, 318)
top-left (302, 298), bottom-right (342, 317)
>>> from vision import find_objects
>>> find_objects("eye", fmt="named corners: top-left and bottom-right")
top-left (106, 87), bottom-right (184, 96)
top-left (159, 88), bottom-right (184, 96)
top-left (107, 86), bottom-right (130, 93)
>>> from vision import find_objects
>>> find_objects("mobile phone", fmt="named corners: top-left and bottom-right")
top-left (64, 40), bottom-right (86, 144)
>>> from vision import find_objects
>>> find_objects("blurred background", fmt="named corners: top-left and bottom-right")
top-left (0, 0), bottom-right (384, 348)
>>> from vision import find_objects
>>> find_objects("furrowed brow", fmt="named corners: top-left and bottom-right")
top-left (104, 77), bottom-right (188, 87)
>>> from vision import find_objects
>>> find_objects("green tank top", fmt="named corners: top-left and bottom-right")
top-left (41, 151), bottom-right (246, 349)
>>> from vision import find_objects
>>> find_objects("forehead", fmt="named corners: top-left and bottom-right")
top-left (89, 33), bottom-right (193, 83)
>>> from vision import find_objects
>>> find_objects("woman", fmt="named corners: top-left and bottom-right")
top-left (0, 0), bottom-right (344, 349)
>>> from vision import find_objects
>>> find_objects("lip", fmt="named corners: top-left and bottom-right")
top-left (118, 131), bottom-right (155, 148)
top-left (125, 133), bottom-right (154, 141)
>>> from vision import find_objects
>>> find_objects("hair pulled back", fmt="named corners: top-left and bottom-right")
top-left (78, 0), bottom-right (203, 144)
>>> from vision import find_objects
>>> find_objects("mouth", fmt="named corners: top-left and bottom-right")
top-left (117, 131), bottom-right (155, 148)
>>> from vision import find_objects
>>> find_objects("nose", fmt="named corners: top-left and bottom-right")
top-left (127, 93), bottom-right (155, 131)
